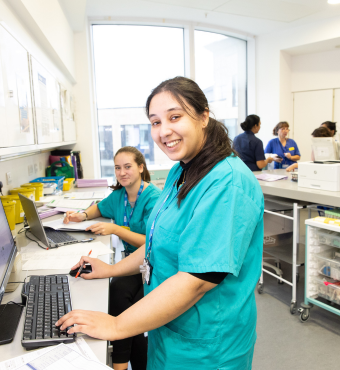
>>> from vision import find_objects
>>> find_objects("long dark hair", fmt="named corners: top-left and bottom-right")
top-left (110, 146), bottom-right (151, 191)
top-left (145, 76), bottom-right (237, 206)
top-left (240, 115), bottom-right (260, 131)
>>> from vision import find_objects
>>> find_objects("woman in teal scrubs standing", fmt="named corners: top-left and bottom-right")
top-left (64, 146), bottom-right (161, 370)
top-left (59, 77), bottom-right (264, 370)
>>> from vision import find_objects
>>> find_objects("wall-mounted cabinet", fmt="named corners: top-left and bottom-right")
top-left (0, 24), bottom-right (76, 159)
top-left (31, 57), bottom-right (63, 144)
top-left (0, 25), bottom-right (35, 148)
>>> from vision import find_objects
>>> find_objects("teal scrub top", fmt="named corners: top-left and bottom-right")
top-left (144, 156), bottom-right (264, 370)
top-left (98, 183), bottom-right (161, 253)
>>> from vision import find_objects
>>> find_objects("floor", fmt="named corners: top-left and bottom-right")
top-left (253, 260), bottom-right (340, 370)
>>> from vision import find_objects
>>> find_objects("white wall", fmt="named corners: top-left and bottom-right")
top-left (0, 0), bottom-right (76, 195)
top-left (73, 24), bottom-right (100, 179)
top-left (291, 48), bottom-right (340, 92)
top-left (256, 15), bottom-right (340, 149)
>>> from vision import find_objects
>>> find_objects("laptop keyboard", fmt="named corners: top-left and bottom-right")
top-left (21, 275), bottom-right (76, 349)
top-left (45, 229), bottom-right (77, 244)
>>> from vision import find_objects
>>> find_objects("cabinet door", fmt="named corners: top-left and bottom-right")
top-left (293, 90), bottom-right (333, 161)
top-left (0, 26), bottom-right (35, 147)
top-left (31, 57), bottom-right (62, 144)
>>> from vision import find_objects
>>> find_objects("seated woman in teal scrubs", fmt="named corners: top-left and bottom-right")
top-left (265, 121), bottom-right (301, 169)
top-left (58, 77), bottom-right (264, 370)
top-left (63, 146), bottom-right (161, 370)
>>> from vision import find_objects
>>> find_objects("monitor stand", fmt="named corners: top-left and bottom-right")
top-left (0, 303), bottom-right (23, 345)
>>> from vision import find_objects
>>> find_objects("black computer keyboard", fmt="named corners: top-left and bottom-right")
top-left (21, 275), bottom-right (76, 349)
top-left (45, 229), bottom-right (77, 243)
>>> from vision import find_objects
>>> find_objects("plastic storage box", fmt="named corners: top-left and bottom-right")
top-left (313, 276), bottom-right (340, 305)
top-left (63, 178), bottom-right (75, 191)
top-left (314, 248), bottom-right (340, 280)
top-left (30, 176), bottom-right (65, 192)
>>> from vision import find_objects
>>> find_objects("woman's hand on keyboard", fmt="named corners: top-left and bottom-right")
top-left (71, 256), bottom-right (112, 279)
top-left (56, 310), bottom-right (118, 341)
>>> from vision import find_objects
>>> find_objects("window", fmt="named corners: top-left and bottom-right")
top-left (92, 25), bottom-right (185, 176)
top-left (92, 25), bottom-right (248, 177)
top-left (194, 30), bottom-right (247, 140)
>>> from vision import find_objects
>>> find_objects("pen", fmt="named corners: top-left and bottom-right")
top-left (75, 249), bottom-right (92, 278)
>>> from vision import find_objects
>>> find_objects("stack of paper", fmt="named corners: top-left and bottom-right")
top-left (64, 191), bottom-right (106, 200)
top-left (42, 218), bottom-right (101, 231)
top-left (0, 337), bottom-right (110, 370)
top-left (46, 199), bottom-right (95, 210)
top-left (21, 241), bottom-right (113, 270)
top-left (77, 179), bottom-right (109, 188)
top-left (255, 174), bottom-right (288, 182)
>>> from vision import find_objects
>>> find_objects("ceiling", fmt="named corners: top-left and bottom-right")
top-left (59, 0), bottom-right (340, 36)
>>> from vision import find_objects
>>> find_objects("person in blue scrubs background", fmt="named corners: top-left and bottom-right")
top-left (265, 121), bottom-right (301, 169)
top-left (58, 77), bottom-right (264, 370)
top-left (233, 114), bottom-right (275, 171)
top-left (63, 146), bottom-right (161, 370)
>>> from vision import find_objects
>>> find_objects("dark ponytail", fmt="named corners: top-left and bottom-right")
top-left (240, 115), bottom-right (260, 131)
top-left (110, 146), bottom-right (150, 191)
top-left (146, 76), bottom-right (237, 206)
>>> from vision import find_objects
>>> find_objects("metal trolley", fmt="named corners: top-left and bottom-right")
top-left (258, 197), bottom-right (307, 315)
top-left (299, 219), bottom-right (340, 322)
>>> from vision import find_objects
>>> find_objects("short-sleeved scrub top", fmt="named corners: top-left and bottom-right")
top-left (233, 131), bottom-right (266, 171)
top-left (144, 156), bottom-right (264, 370)
top-left (265, 138), bottom-right (300, 169)
top-left (98, 183), bottom-right (161, 254)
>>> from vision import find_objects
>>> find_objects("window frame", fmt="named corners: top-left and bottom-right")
top-left (88, 18), bottom-right (254, 177)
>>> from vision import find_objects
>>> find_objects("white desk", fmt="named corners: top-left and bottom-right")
top-left (253, 169), bottom-right (340, 207)
top-left (0, 186), bottom-right (114, 364)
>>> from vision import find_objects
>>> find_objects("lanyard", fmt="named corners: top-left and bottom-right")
top-left (278, 139), bottom-right (288, 165)
top-left (146, 174), bottom-right (182, 261)
top-left (122, 179), bottom-right (144, 250)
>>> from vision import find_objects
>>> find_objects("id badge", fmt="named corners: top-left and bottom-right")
top-left (140, 258), bottom-right (153, 285)
top-left (121, 250), bottom-right (130, 259)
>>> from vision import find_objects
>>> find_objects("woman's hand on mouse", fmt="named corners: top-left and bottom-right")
top-left (71, 256), bottom-right (112, 279)
top-left (85, 222), bottom-right (117, 235)
top-left (56, 310), bottom-right (118, 341)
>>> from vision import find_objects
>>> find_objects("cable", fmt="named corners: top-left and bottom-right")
top-left (7, 281), bottom-right (24, 284)
top-left (18, 228), bottom-right (26, 234)
top-left (24, 230), bottom-right (48, 250)
top-left (0, 301), bottom-right (24, 320)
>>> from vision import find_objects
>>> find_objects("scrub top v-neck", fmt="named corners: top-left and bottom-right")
top-left (144, 156), bottom-right (264, 370)
top-left (98, 183), bottom-right (161, 254)
top-left (264, 138), bottom-right (300, 169)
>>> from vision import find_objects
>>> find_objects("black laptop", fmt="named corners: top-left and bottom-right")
top-left (19, 194), bottom-right (95, 248)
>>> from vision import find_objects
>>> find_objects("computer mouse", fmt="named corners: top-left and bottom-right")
top-left (69, 264), bottom-right (92, 277)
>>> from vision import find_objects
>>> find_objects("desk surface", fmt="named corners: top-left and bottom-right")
top-left (0, 186), bottom-right (113, 365)
top-left (253, 169), bottom-right (340, 207)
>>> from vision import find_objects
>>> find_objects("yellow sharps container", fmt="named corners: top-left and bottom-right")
top-left (2, 200), bottom-right (16, 230)
top-left (10, 187), bottom-right (35, 202)
top-left (0, 195), bottom-right (24, 223)
top-left (21, 182), bottom-right (44, 201)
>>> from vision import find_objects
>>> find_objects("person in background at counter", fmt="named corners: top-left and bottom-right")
top-left (232, 115), bottom-right (275, 171)
top-left (264, 121), bottom-right (300, 169)
top-left (321, 121), bottom-right (337, 137)
top-left (63, 146), bottom-right (161, 370)
top-left (286, 126), bottom-right (332, 172)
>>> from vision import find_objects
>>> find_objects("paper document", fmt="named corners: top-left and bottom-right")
top-left (64, 191), bottom-right (106, 200)
top-left (43, 218), bottom-right (101, 231)
top-left (255, 174), bottom-right (288, 182)
top-left (46, 199), bottom-right (95, 210)
top-left (21, 241), bottom-right (113, 271)
top-left (0, 337), bottom-right (100, 370)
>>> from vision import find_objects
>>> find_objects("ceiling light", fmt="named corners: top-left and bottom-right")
top-left (328, 0), bottom-right (340, 4)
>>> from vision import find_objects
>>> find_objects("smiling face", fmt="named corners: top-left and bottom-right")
top-left (114, 152), bottom-right (143, 188)
top-left (148, 91), bottom-right (209, 163)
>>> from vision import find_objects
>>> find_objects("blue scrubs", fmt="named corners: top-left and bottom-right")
top-left (264, 138), bottom-right (300, 169)
top-left (233, 131), bottom-right (266, 171)
top-left (98, 183), bottom-right (161, 254)
top-left (144, 156), bottom-right (264, 370)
